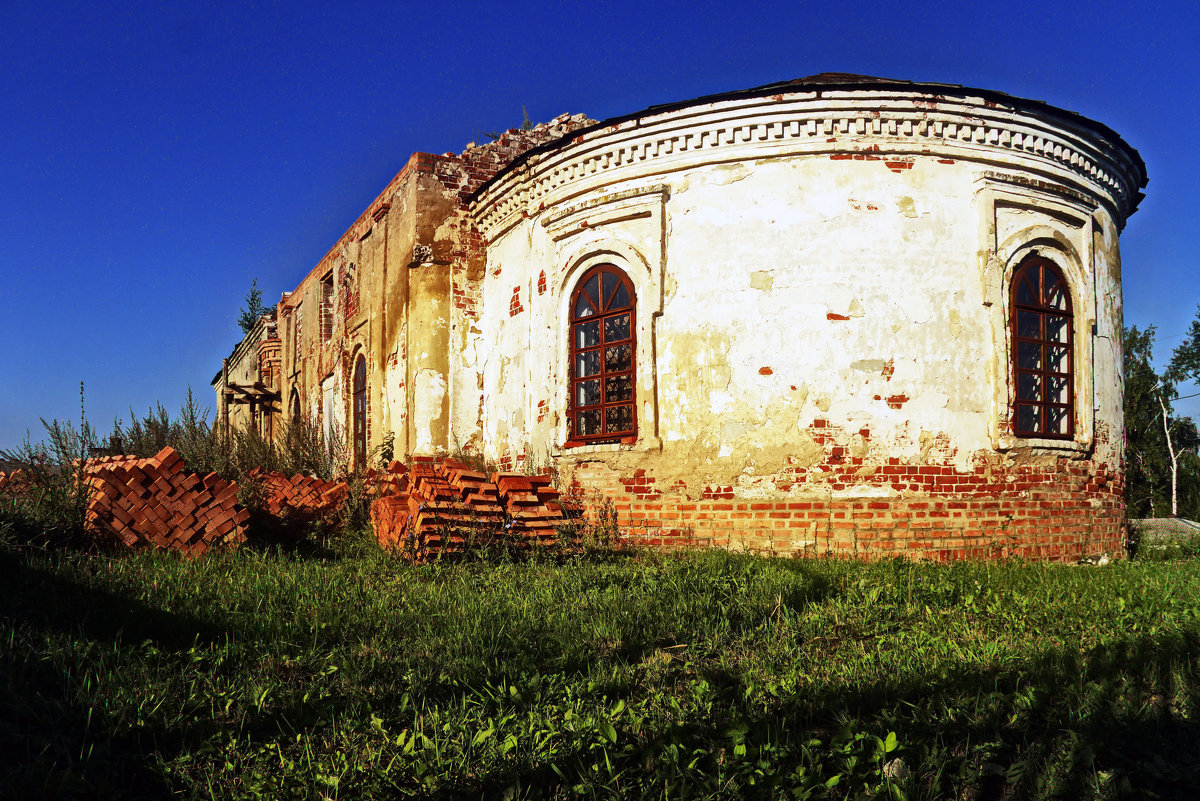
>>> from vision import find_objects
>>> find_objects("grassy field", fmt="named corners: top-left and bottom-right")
top-left (3, 532), bottom-right (1200, 800)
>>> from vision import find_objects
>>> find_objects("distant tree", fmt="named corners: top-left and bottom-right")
top-left (237, 278), bottom-right (275, 335)
top-left (1167, 304), bottom-right (1200, 519)
top-left (1125, 325), bottom-right (1200, 518)
top-left (1168, 302), bottom-right (1200, 385)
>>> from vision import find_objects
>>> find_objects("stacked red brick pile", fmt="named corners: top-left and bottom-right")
top-left (493, 472), bottom-right (570, 546)
top-left (247, 468), bottom-right (347, 525)
top-left (83, 447), bottom-right (247, 556)
top-left (362, 461), bottom-right (409, 498)
top-left (369, 458), bottom-right (575, 561)
top-left (246, 462), bottom-right (409, 536)
top-left (371, 493), bottom-right (410, 551)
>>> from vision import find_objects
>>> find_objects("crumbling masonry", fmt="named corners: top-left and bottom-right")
top-left (214, 74), bottom-right (1148, 561)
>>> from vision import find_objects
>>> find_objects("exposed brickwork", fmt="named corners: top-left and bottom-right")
top-left (425, 114), bottom-right (595, 202)
top-left (566, 420), bottom-right (1125, 562)
top-left (451, 218), bottom-right (487, 320)
top-left (340, 262), bottom-right (360, 321)
top-left (571, 459), bottom-right (1123, 562)
top-left (509, 285), bottom-right (524, 317)
top-left (258, 336), bottom-right (281, 389)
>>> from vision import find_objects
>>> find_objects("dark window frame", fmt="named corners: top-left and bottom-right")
top-left (320, 273), bottom-right (335, 343)
top-left (566, 264), bottom-right (637, 447)
top-left (352, 354), bottom-right (367, 467)
top-left (292, 303), bottom-right (303, 359)
top-left (1010, 255), bottom-right (1074, 439)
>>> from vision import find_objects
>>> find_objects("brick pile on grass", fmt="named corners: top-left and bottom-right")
top-left (82, 447), bottom-right (247, 556)
top-left (492, 472), bottom-right (570, 547)
top-left (247, 461), bottom-right (409, 538)
top-left (245, 468), bottom-right (346, 536)
top-left (369, 457), bottom-right (577, 562)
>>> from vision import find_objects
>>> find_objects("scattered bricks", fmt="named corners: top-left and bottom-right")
top-left (242, 464), bottom-right (412, 537)
top-left (81, 447), bottom-right (248, 556)
top-left (0, 469), bottom-right (30, 495)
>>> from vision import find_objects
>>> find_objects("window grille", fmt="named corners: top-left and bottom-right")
top-left (1011, 256), bottom-right (1074, 438)
top-left (568, 264), bottom-right (636, 445)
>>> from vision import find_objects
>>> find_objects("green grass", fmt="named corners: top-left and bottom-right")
top-left (4, 535), bottom-right (1200, 800)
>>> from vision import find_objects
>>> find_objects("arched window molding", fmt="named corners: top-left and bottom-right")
top-left (978, 183), bottom-right (1098, 452)
top-left (550, 239), bottom-right (663, 455)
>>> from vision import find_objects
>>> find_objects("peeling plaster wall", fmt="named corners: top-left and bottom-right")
top-left (658, 157), bottom-right (984, 477)
top-left (469, 81), bottom-right (1146, 560)
top-left (213, 78), bottom-right (1144, 561)
top-left (230, 115), bottom-right (595, 470)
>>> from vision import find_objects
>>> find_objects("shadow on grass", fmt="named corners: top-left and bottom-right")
top-left (706, 625), bottom-right (1200, 799)
top-left (0, 546), bottom-right (240, 799)
top-left (5, 544), bottom-right (1199, 800)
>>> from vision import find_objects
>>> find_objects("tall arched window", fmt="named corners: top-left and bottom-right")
top-left (1011, 255), bottom-right (1073, 438)
top-left (289, 388), bottom-right (301, 423)
top-left (568, 264), bottom-right (636, 445)
top-left (352, 354), bottom-right (367, 467)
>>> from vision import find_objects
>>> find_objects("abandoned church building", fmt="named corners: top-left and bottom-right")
top-left (213, 74), bottom-right (1147, 560)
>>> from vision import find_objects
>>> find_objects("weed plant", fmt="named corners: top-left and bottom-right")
top-left (4, 536), bottom-right (1200, 800)
top-left (0, 390), bottom-right (96, 549)
top-left (106, 392), bottom-right (338, 481)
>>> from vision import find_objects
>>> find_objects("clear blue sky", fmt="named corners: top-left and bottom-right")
top-left (2, 0), bottom-right (1197, 451)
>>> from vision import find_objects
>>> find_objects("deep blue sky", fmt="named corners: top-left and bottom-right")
top-left (2, 0), bottom-right (1197, 451)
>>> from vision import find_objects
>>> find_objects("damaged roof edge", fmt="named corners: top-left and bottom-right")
top-left (467, 73), bottom-right (1148, 205)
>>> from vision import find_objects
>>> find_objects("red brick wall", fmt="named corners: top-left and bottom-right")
top-left (563, 424), bottom-right (1125, 562)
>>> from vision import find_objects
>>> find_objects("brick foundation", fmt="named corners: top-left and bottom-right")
top-left (565, 454), bottom-right (1125, 562)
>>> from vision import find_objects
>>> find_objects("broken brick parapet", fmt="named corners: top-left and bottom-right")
top-left (430, 114), bottom-right (596, 201)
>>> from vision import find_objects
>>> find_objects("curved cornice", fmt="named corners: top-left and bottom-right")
top-left (469, 81), bottom-right (1147, 241)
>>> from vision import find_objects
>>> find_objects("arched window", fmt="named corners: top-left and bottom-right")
top-left (289, 388), bottom-right (301, 423)
top-left (1011, 255), bottom-right (1073, 438)
top-left (352, 354), bottom-right (367, 467)
top-left (568, 264), bottom-right (636, 445)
